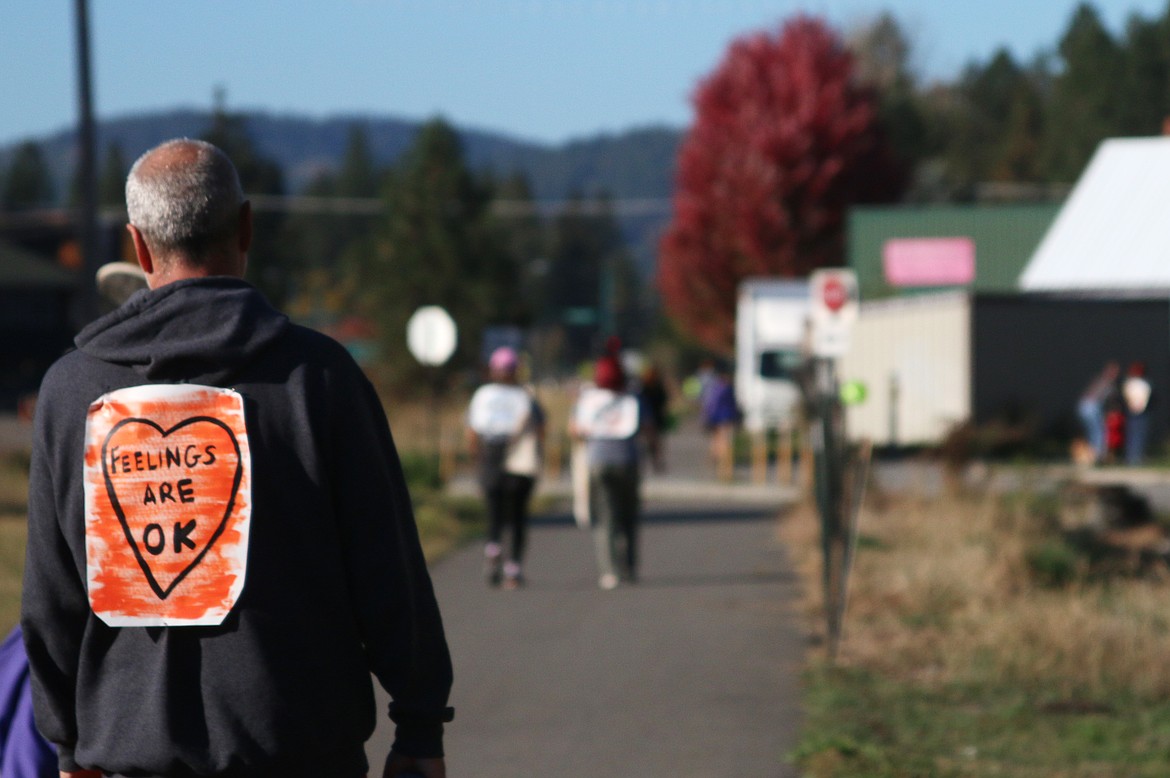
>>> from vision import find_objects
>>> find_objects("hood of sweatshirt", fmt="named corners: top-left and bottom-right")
top-left (74, 276), bottom-right (289, 385)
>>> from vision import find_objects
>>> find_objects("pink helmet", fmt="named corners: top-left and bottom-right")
top-left (489, 347), bottom-right (519, 374)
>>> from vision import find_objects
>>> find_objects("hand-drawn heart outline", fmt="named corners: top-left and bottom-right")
top-left (101, 416), bottom-right (242, 600)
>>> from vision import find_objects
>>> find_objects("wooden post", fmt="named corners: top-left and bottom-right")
top-left (715, 425), bottom-right (734, 482)
top-left (546, 432), bottom-right (563, 480)
top-left (778, 422), bottom-right (794, 485)
top-left (439, 427), bottom-right (457, 483)
top-left (799, 425), bottom-right (815, 490)
top-left (751, 430), bottom-right (767, 484)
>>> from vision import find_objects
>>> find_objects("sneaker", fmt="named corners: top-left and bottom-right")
top-left (484, 544), bottom-right (502, 587)
top-left (502, 561), bottom-right (524, 590)
top-left (599, 573), bottom-right (619, 590)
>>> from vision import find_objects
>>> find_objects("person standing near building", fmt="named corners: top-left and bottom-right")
top-left (1123, 361), bottom-right (1153, 465)
top-left (21, 138), bottom-right (452, 778)
top-left (466, 346), bottom-right (545, 589)
top-left (570, 351), bottom-right (642, 590)
top-left (1078, 361), bottom-right (1119, 464)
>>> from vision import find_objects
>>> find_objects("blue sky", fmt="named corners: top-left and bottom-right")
top-left (2, 1), bottom-right (1166, 148)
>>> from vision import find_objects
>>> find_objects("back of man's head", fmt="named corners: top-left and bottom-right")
top-left (126, 139), bottom-right (244, 268)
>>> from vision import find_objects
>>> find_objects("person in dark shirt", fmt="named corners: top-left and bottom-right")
top-left (21, 138), bottom-right (452, 778)
top-left (638, 363), bottom-right (670, 473)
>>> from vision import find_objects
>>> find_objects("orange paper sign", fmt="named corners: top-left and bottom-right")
top-left (84, 385), bottom-right (252, 626)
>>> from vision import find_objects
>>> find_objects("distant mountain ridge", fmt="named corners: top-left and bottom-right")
top-left (3, 109), bottom-right (683, 275)
top-left (5, 108), bottom-right (682, 203)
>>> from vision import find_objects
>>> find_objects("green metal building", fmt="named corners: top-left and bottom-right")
top-left (847, 203), bottom-right (1062, 299)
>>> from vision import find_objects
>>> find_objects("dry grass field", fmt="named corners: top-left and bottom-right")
top-left (783, 471), bottom-right (1170, 776)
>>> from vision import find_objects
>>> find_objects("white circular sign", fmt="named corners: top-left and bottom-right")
top-left (406, 306), bottom-right (457, 366)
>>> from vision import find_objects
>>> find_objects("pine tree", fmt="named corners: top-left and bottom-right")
top-left (940, 49), bottom-right (1045, 194)
top-left (336, 124), bottom-right (380, 198)
top-left (1042, 3), bottom-right (1125, 182)
top-left (491, 173), bottom-right (545, 326)
top-left (362, 118), bottom-right (519, 386)
top-left (1116, 11), bottom-right (1170, 136)
top-left (1, 141), bottom-right (55, 211)
top-left (200, 106), bottom-right (292, 306)
top-left (544, 194), bottom-right (637, 364)
top-left (849, 12), bottom-right (929, 175)
top-left (69, 141), bottom-right (127, 208)
top-left (98, 142), bottom-right (128, 207)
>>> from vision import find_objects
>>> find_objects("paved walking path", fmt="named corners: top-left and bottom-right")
top-left (368, 420), bottom-right (806, 776)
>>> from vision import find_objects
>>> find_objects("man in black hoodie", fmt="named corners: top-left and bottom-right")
top-left (21, 139), bottom-right (453, 778)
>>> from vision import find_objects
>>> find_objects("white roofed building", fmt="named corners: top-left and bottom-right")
top-left (1020, 136), bottom-right (1170, 292)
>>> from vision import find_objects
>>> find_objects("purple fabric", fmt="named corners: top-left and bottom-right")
top-left (0, 626), bottom-right (56, 778)
top-left (701, 380), bottom-right (739, 426)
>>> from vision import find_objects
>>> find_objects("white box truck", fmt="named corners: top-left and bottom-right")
top-left (735, 278), bottom-right (811, 432)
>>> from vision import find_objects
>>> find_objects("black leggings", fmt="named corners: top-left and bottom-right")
top-left (486, 474), bottom-right (536, 562)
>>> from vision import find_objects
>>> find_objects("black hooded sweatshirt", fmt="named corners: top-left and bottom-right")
top-left (21, 277), bottom-right (453, 777)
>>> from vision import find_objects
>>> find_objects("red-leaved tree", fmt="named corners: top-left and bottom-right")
top-left (658, 16), bottom-right (906, 353)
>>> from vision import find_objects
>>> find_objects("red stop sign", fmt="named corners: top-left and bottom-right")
top-left (822, 277), bottom-right (848, 313)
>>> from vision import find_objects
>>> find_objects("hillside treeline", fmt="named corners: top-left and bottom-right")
top-left (859, 3), bottom-right (1170, 201)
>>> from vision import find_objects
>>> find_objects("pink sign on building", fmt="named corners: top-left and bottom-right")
top-left (882, 237), bottom-right (976, 287)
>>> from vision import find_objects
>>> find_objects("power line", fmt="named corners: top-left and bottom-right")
top-left (247, 195), bottom-right (674, 217)
top-left (0, 195), bottom-right (676, 228)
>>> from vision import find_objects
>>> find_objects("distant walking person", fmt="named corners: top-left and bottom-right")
top-left (638, 363), bottom-right (671, 473)
top-left (1078, 361), bottom-right (1119, 464)
top-left (1123, 361), bottom-right (1153, 465)
top-left (467, 347), bottom-right (545, 589)
top-left (571, 351), bottom-right (642, 590)
top-left (701, 364), bottom-right (740, 481)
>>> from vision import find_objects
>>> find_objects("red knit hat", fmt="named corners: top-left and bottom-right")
top-left (594, 355), bottom-right (626, 391)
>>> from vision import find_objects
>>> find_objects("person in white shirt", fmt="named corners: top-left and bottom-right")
top-left (466, 347), bottom-right (545, 589)
top-left (569, 353), bottom-right (642, 590)
top-left (1123, 361), bottom-right (1153, 466)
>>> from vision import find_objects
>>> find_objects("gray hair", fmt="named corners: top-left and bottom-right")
top-left (125, 139), bottom-right (244, 258)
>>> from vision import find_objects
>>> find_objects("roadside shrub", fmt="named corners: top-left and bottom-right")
top-left (399, 451), bottom-right (443, 493)
top-left (1025, 538), bottom-right (1082, 588)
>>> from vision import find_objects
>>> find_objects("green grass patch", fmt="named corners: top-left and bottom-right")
top-left (793, 655), bottom-right (1170, 776)
top-left (413, 492), bottom-right (485, 560)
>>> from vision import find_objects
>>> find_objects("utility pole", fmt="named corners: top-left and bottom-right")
top-left (73, 0), bottom-right (100, 326)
